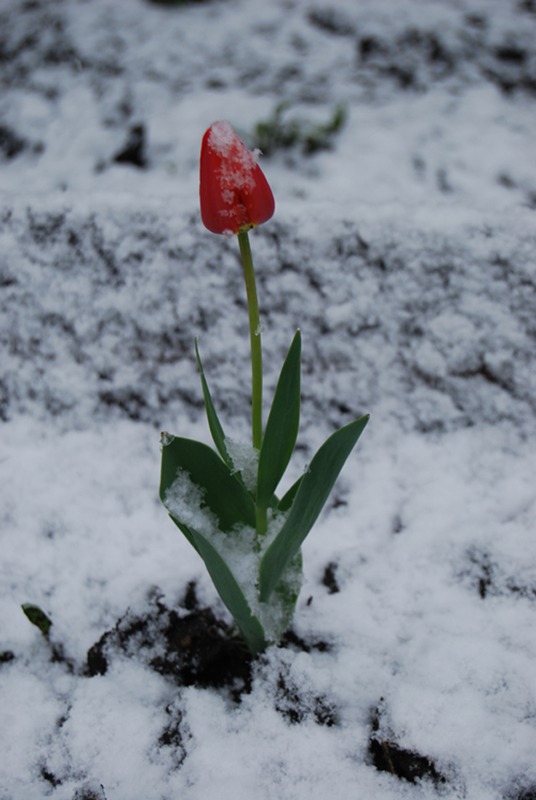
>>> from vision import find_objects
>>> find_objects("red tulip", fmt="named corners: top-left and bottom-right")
top-left (200, 121), bottom-right (275, 235)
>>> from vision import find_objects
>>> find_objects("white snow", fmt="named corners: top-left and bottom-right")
top-left (162, 462), bottom-right (294, 643)
top-left (1, 0), bottom-right (536, 798)
top-left (164, 468), bottom-right (221, 539)
top-left (224, 436), bottom-right (259, 491)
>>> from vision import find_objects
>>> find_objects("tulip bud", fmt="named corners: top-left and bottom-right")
top-left (199, 120), bottom-right (275, 235)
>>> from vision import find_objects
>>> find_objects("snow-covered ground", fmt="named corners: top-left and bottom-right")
top-left (1, 0), bottom-right (536, 798)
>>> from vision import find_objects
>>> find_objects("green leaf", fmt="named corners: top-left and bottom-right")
top-left (22, 603), bottom-right (52, 637)
top-left (165, 513), bottom-right (201, 556)
top-left (160, 436), bottom-right (266, 653)
top-left (194, 339), bottom-right (233, 470)
top-left (271, 547), bottom-right (303, 635)
top-left (278, 474), bottom-right (303, 512)
top-left (167, 515), bottom-right (266, 654)
top-left (160, 435), bottom-right (256, 531)
top-left (259, 414), bottom-right (369, 602)
top-left (257, 330), bottom-right (301, 510)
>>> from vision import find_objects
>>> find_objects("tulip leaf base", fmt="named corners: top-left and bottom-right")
top-left (160, 331), bottom-right (368, 655)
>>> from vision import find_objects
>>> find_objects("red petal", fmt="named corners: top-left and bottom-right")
top-left (200, 121), bottom-right (275, 235)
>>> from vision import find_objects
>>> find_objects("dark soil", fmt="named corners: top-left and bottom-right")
top-left (72, 783), bottom-right (108, 800)
top-left (369, 701), bottom-right (448, 786)
top-left (321, 561), bottom-right (340, 594)
top-left (84, 580), bottom-right (340, 731)
top-left (0, 649), bottom-right (15, 664)
top-left (275, 672), bottom-right (337, 726)
top-left (112, 123), bottom-right (147, 170)
top-left (86, 583), bottom-right (253, 696)
top-left (512, 790), bottom-right (536, 800)
top-left (464, 548), bottom-right (536, 601)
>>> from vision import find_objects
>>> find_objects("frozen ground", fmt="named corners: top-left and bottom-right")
top-left (1, 0), bottom-right (536, 798)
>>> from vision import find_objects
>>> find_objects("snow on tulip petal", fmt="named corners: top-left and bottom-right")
top-left (200, 120), bottom-right (275, 235)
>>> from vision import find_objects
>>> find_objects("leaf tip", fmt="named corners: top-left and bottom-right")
top-left (21, 603), bottom-right (52, 637)
top-left (160, 431), bottom-right (175, 448)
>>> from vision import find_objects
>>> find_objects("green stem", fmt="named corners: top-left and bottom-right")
top-left (237, 229), bottom-right (263, 453)
top-left (238, 229), bottom-right (267, 538)
top-left (256, 505), bottom-right (267, 538)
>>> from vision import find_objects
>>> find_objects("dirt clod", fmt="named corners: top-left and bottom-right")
top-left (369, 702), bottom-right (447, 786)
top-left (86, 590), bottom-right (253, 694)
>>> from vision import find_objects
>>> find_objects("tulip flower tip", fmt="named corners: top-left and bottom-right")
top-left (200, 121), bottom-right (275, 235)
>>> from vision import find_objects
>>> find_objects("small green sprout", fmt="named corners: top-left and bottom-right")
top-left (251, 101), bottom-right (347, 156)
top-left (21, 603), bottom-right (53, 637)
